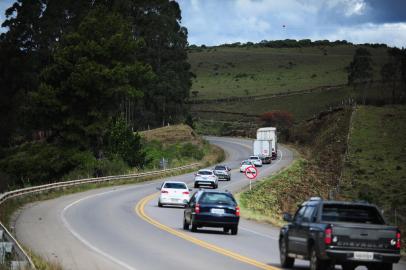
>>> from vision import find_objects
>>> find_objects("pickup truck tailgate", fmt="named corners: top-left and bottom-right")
top-left (330, 223), bottom-right (399, 252)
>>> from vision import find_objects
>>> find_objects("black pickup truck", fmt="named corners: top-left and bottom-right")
top-left (279, 197), bottom-right (401, 270)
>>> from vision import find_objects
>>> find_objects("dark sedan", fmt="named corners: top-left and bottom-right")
top-left (183, 190), bottom-right (240, 235)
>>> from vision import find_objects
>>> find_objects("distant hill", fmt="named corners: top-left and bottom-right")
top-left (188, 45), bottom-right (388, 100)
top-left (188, 45), bottom-right (392, 135)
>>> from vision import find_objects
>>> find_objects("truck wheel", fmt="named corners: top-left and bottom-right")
top-left (309, 247), bottom-right (331, 270)
top-left (279, 238), bottom-right (294, 268)
top-left (342, 263), bottom-right (356, 270)
top-left (369, 263), bottom-right (393, 270)
top-left (194, 183), bottom-right (198, 188)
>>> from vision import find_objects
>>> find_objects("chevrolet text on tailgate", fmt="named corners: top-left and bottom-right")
top-left (279, 197), bottom-right (401, 270)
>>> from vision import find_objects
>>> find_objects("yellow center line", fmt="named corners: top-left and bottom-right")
top-left (134, 193), bottom-right (281, 270)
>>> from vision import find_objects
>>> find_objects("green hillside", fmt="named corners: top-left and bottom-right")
top-left (340, 106), bottom-right (406, 227)
top-left (188, 45), bottom-right (388, 100)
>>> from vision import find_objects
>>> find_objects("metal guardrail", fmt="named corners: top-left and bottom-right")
top-left (0, 162), bottom-right (201, 269)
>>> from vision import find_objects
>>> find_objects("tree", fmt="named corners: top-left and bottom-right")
top-left (347, 48), bottom-right (373, 104)
top-left (105, 117), bottom-right (145, 167)
top-left (381, 48), bottom-right (406, 103)
top-left (30, 7), bottom-right (155, 158)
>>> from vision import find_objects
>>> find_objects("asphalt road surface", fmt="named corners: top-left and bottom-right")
top-left (15, 137), bottom-right (406, 270)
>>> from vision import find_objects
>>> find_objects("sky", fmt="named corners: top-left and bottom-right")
top-left (1, 0), bottom-right (405, 48)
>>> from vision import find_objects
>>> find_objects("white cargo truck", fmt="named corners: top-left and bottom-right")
top-left (253, 140), bottom-right (272, 164)
top-left (256, 127), bottom-right (277, 159)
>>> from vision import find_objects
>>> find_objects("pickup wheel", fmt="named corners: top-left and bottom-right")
top-left (230, 225), bottom-right (238, 235)
top-left (279, 238), bottom-right (294, 268)
top-left (369, 263), bottom-right (393, 270)
top-left (342, 263), bottom-right (356, 270)
top-left (309, 247), bottom-right (331, 270)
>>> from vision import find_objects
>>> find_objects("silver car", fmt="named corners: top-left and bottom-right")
top-left (194, 169), bottom-right (219, 189)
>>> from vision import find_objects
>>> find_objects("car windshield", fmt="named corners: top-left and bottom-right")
top-left (198, 171), bottom-right (213, 175)
top-left (215, 166), bottom-right (226, 170)
top-left (199, 193), bottom-right (236, 205)
top-left (163, 183), bottom-right (187, 189)
top-left (321, 204), bottom-right (385, 224)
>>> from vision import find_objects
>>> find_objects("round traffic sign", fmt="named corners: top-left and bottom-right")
top-left (244, 165), bottom-right (258, 180)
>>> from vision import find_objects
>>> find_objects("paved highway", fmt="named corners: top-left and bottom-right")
top-left (15, 137), bottom-right (406, 270)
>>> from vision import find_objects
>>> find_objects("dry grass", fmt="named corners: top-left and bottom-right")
top-left (140, 124), bottom-right (202, 145)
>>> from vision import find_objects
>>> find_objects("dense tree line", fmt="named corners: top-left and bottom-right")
top-left (188, 39), bottom-right (388, 50)
top-left (0, 0), bottom-right (192, 189)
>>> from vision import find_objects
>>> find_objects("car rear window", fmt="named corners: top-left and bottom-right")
top-left (322, 204), bottom-right (385, 224)
top-left (215, 166), bottom-right (226, 170)
top-left (199, 193), bottom-right (236, 205)
top-left (198, 171), bottom-right (213, 175)
top-left (250, 156), bottom-right (259, 160)
top-left (163, 183), bottom-right (187, 189)
top-left (242, 161), bottom-right (251, 165)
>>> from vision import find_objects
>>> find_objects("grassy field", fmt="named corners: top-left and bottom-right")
top-left (340, 106), bottom-right (406, 229)
top-left (189, 45), bottom-right (388, 100)
top-left (192, 83), bottom-right (392, 136)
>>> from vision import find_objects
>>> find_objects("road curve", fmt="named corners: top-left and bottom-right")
top-left (14, 137), bottom-right (405, 270)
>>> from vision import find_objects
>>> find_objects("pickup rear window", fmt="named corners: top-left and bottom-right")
top-left (199, 193), bottom-right (235, 205)
top-left (322, 204), bottom-right (385, 224)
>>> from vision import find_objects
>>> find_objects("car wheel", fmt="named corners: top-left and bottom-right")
top-left (342, 263), bottom-right (356, 270)
top-left (158, 201), bottom-right (163, 207)
top-left (279, 238), bottom-right (294, 268)
top-left (309, 247), bottom-right (331, 270)
top-left (213, 184), bottom-right (218, 189)
top-left (369, 263), bottom-right (393, 270)
top-left (194, 183), bottom-right (199, 188)
top-left (183, 217), bottom-right (189, 230)
top-left (190, 218), bottom-right (197, 232)
top-left (231, 225), bottom-right (238, 235)
top-left (223, 227), bottom-right (230, 234)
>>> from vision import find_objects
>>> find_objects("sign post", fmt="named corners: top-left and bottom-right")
top-left (244, 165), bottom-right (258, 190)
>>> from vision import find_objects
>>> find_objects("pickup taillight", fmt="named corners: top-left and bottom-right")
top-left (236, 206), bottom-right (240, 217)
top-left (324, 227), bottom-right (333, 245)
top-left (396, 231), bottom-right (401, 249)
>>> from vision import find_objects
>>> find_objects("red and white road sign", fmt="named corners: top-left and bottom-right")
top-left (244, 165), bottom-right (258, 180)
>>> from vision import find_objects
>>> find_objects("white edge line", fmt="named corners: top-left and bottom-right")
top-left (239, 226), bottom-right (279, 240)
top-left (61, 189), bottom-right (138, 270)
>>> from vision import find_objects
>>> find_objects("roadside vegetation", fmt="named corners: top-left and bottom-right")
top-left (340, 106), bottom-right (406, 243)
top-left (239, 108), bottom-right (352, 224)
top-left (0, 0), bottom-right (192, 193)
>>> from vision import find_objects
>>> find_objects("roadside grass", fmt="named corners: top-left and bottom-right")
top-left (189, 46), bottom-right (388, 100)
top-left (237, 108), bottom-right (352, 226)
top-left (238, 159), bottom-right (331, 226)
top-left (340, 105), bottom-right (406, 248)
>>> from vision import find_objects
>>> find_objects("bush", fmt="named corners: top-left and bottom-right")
top-left (0, 143), bottom-right (95, 186)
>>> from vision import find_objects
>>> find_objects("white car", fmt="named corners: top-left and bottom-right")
top-left (240, 160), bottom-right (255, 172)
top-left (194, 169), bottom-right (218, 189)
top-left (157, 181), bottom-right (191, 207)
top-left (248, 155), bottom-right (263, 167)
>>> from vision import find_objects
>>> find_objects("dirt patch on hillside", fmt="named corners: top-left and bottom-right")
top-left (140, 124), bottom-right (202, 145)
